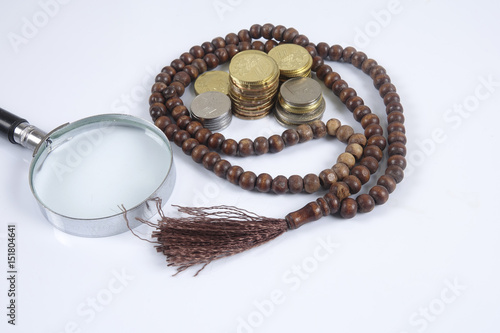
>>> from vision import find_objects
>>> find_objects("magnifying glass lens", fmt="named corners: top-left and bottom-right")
top-left (31, 117), bottom-right (172, 220)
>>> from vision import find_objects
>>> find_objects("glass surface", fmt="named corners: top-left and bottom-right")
top-left (30, 117), bottom-right (172, 219)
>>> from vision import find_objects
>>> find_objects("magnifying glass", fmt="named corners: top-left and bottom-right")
top-left (0, 107), bottom-right (175, 237)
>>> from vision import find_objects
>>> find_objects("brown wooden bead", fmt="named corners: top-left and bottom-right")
top-left (353, 105), bottom-right (371, 122)
top-left (254, 136), bottom-right (269, 155)
top-left (346, 96), bottom-right (364, 112)
top-left (166, 96), bottom-right (183, 111)
top-left (214, 48), bottom-right (229, 63)
top-left (191, 58), bottom-right (208, 75)
top-left (386, 165), bottom-right (404, 183)
top-left (256, 173), bottom-right (272, 193)
top-left (346, 143), bottom-right (363, 160)
top-left (305, 44), bottom-right (317, 57)
top-left (339, 87), bottom-right (356, 104)
top-left (185, 121), bottom-right (203, 136)
top-left (251, 41), bottom-right (265, 51)
top-left (326, 118), bottom-right (341, 136)
top-left (388, 132), bottom-right (407, 145)
top-left (364, 123), bottom-right (384, 139)
top-left (238, 138), bottom-right (254, 157)
top-left (272, 175), bottom-right (288, 194)
top-left (388, 142), bottom-right (407, 157)
top-left (361, 113), bottom-right (380, 129)
top-left (336, 125), bottom-right (354, 143)
top-left (203, 53), bottom-right (219, 69)
top-left (285, 202), bottom-right (322, 229)
top-left (330, 182), bottom-right (350, 201)
top-left (356, 194), bottom-right (375, 213)
top-left (176, 115), bottom-right (191, 129)
top-left (173, 130), bottom-right (190, 147)
top-left (282, 129), bottom-right (299, 146)
top-left (316, 197), bottom-right (331, 216)
top-left (283, 27), bottom-right (299, 42)
top-left (183, 65), bottom-right (199, 80)
top-left (319, 169), bottom-right (338, 189)
top-left (288, 175), bottom-right (304, 194)
top-left (207, 133), bottom-right (225, 151)
top-left (149, 103), bottom-right (167, 120)
top-left (239, 171), bottom-right (257, 191)
top-left (342, 46), bottom-right (357, 63)
top-left (164, 123), bottom-right (179, 141)
top-left (264, 40), bottom-right (278, 52)
top-left (351, 165), bottom-right (371, 184)
top-left (311, 56), bottom-right (324, 72)
top-left (212, 36), bottom-right (226, 49)
top-left (379, 82), bottom-right (396, 97)
top-left (316, 64), bottom-right (332, 80)
top-left (238, 29), bottom-right (251, 42)
top-left (361, 58), bottom-right (377, 74)
top-left (181, 138), bottom-right (199, 155)
top-left (351, 51), bottom-right (367, 69)
top-left (201, 41), bottom-right (215, 54)
top-left (226, 165), bottom-right (244, 185)
top-left (323, 72), bottom-right (341, 89)
top-left (387, 122), bottom-right (406, 134)
top-left (268, 134), bottom-right (285, 153)
top-left (373, 74), bottom-right (391, 89)
top-left (348, 133), bottom-right (367, 147)
top-left (151, 82), bottom-right (167, 94)
top-left (367, 135), bottom-right (387, 151)
top-left (202, 152), bottom-right (221, 171)
top-left (162, 85), bottom-right (177, 99)
top-left (170, 59), bottom-right (185, 71)
top-left (328, 44), bottom-right (343, 61)
top-left (304, 174), bottom-right (321, 193)
top-left (384, 92), bottom-right (400, 106)
top-left (293, 34), bottom-right (309, 46)
top-left (388, 155), bottom-right (407, 170)
top-left (191, 145), bottom-right (209, 163)
top-left (309, 120), bottom-right (327, 138)
top-left (225, 44), bottom-right (239, 58)
top-left (249, 24), bottom-right (262, 39)
top-left (344, 175), bottom-right (362, 194)
top-left (360, 156), bottom-right (379, 174)
top-left (154, 116), bottom-right (172, 131)
top-left (171, 105), bottom-right (189, 121)
top-left (261, 23), bottom-right (274, 39)
top-left (332, 80), bottom-right (348, 96)
top-left (195, 128), bottom-right (212, 145)
top-left (340, 198), bottom-right (358, 219)
top-left (296, 124), bottom-right (314, 143)
top-left (323, 193), bottom-right (340, 214)
top-left (149, 92), bottom-right (165, 105)
top-left (337, 152), bottom-right (355, 168)
top-left (370, 65), bottom-right (386, 80)
top-left (189, 45), bottom-right (205, 59)
top-left (364, 145), bottom-right (383, 161)
top-left (316, 42), bottom-right (330, 59)
top-left (388, 111), bottom-right (405, 124)
top-left (221, 139), bottom-right (238, 156)
top-left (369, 185), bottom-right (389, 205)
top-left (225, 32), bottom-right (239, 45)
top-left (213, 159), bottom-right (231, 178)
top-left (161, 66), bottom-right (176, 77)
top-left (180, 52), bottom-right (194, 65)
top-left (155, 73), bottom-right (172, 85)
top-left (377, 175), bottom-right (397, 193)
top-left (238, 42), bottom-right (251, 52)
top-left (272, 25), bottom-right (286, 41)
top-left (386, 101), bottom-right (404, 114)
top-left (332, 162), bottom-right (350, 180)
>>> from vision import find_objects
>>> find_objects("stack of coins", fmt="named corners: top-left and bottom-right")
top-left (274, 77), bottom-right (326, 126)
top-left (190, 91), bottom-right (232, 131)
top-left (268, 44), bottom-right (313, 83)
top-left (228, 50), bottom-right (280, 119)
top-left (194, 71), bottom-right (230, 95)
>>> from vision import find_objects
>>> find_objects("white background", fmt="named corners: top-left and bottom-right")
top-left (1, 0), bottom-right (499, 332)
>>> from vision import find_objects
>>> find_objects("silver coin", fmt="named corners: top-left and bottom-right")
top-left (279, 77), bottom-right (322, 106)
top-left (274, 97), bottom-right (326, 125)
top-left (190, 91), bottom-right (232, 131)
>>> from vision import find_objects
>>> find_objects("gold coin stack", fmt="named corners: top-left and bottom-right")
top-left (228, 50), bottom-right (280, 119)
top-left (268, 44), bottom-right (313, 83)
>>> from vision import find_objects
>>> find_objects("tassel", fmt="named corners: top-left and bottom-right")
top-left (126, 199), bottom-right (288, 276)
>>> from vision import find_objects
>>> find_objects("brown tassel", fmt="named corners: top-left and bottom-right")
top-left (126, 199), bottom-right (288, 276)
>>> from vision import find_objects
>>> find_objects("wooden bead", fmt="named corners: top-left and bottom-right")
top-left (238, 29), bottom-right (251, 42)
top-left (155, 73), bottom-right (172, 85)
top-left (326, 118), bottom-right (341, 136)
top-left (336, 125), bottom-right (354, 143)
top-left (149, 92), bottom-right (165, 105)
top-left (201, 41), bottom-right (215, 54)
top-left (364, 145), bottom-right (383, 162)
top-left (360, 156), bottom-right (379, 174)
top-left (344, 175), bottom-right (362, 194)
top-left (151, 82), bottom-right (167, 94)
top-left (388, 111), bottom-right (405, 124)
top-left (370, 65), bottom-right (386, 80)
top-left (316, 42), bottom-right (330, 59)
top-left (356, 194), bottom-right (375, 213)
top-left (272, 175), bottom-right (288, 194)
top-left (288, 175), bottom-right (304, 194)
top-left (239, 171), bottom-right (257, 191)
top-left (353, 105), bottom-right (371, 122)
top-left (238, 138), bottom-right (254, 157)
top-left (183, 65), bottom-right (199, 80)
top-left (256, 173), bottom-right (273, 193)
top-left (213, 159), bottom-right (231, 178)
top-left (252, 41), bottom-right (265, 51)
top-left (254, 136), bottom-right (269, 155)
top-left (166, 96), bottom-right (183, 111)
top-left (386, 101), bottom-right (403, 114)
top-left (342, 46), bottom-right (357, 63)
top-left (194, 128), bottom-right (212, 145)
top-left (293, 34), bottom-right (309, 46)
top-left (323, 72), bottom-right (341, 89)
top-left (332, 80), bottom-right (348, 96)
top-left (304, 174), bottom-right (321, 193)
top-left (221, 139), bottom-right (238, 156)
top-left (164, 123), bottom-right (179, 141)
top-left (316, 64), bottom-right (332, 80)
top-left (215, 48), bottom-right (229, 63)
top-left (388, 155), bottom-right (407, 170)
top-left (173, 71), bottom-right (191, 87)
top-left (332, 162), bottom-right (350, 180)
top-left (191, 145), bottom-right (209, 163)
top-left (309, 120), bottom-right (327, 138)
top-left (346, 96), bottom-right (364, 112)
top-left (203, 53), bottom-right (219, 69)
top-left (268, 134), bottom-right (285, 153)
top-left (264, 40), bottom-right (278, 52)
top-left (202, 152), bottom-right (221, 171)
top-left (173, 130), bottom-right (190, 147)
top-left (351, 51), bottom-right (367, 69)
top-left (323, 193), bottom-right (340, 214)
top-left (261, 23), bottom-right (274, 39)
top-left (316, 197), bottom-right (331, 216)
top-left (384, 92), bottom-right (400, 106)
top-left (364, 123), bottom-right (384, 139)
top-left (379, 82), bottom-right (396, 97)
top-left (185, 121), bottom-right (203, 136)
top-left (328, 44), bottom-right (343, 61)
top-left (180, 52), bottom-right (194, 65)
top-left (171, 105), bottom-right (190, 121)
top-left (282, 129), bottom-right (299, 146)
top-left (337, 152), bottom-right (355, 169)
top-left (249, 24), bottom-right (262, 39)
top-left (162, 85), bottom-right (177, 99)
top-left (367, 135), bottom-right (387, 151)
top-left (361, 113), bottom-right (380, 129)
top-left (285, 202), bottom-right (322, 229)
top-left (386, 165), bottom-right (404, 183)
top-left (348, 133), bottom-right (367, 147)
top-left (272, 25), bottom-right (286, 41)
top-left (345, 143), bottom-right (363, 160)
top-left (351, 165), bottom-right (371, 184)
top-left (225, 32), bottom-right (239, 45)
top-left (388, 142), bottom-right (407, 157)
top-left (296, 124), bottom-right (314, 143)
top-left (154, 116), bottom-right (172, 131)
top-left (211, 36), bottom-right (226, 49)
top-left (149, 103), bottom-right (167, 120)
top-left (319, 169), bottom-right (338, 189)
top-left (377, 175), bottom-right (397, 193)
top-left (226, 165), bottom-right (244, 185)
top-left (373, 74), bottom-right (391, 89)
top-left (238, 41), bottom-right (252, 52)
top-left (170, 59), bottom-right (185, 71)
top-left (387, 122), bottom-right (406, 134)
top-left (361, 58), bottom-right (377, 74)
top-left (330, 182), bottom-right (350, 201)
top-left (388, 132), bottom-right (407, 145)
top-left (339, 88), bottom-right (356, 104)
top-left (181, 138), bottom-right (199, 155)
top-left (283, 27), bottom-right (299, 42)
top-left (340, 198), bottom-right (358, 219)
top-left (161, 66), bottom-right (176, 77)
top-left (189, 45), bottom-right (205, 59)
top-left (207, 133), bottom-right (225, 151)
top-left (369, 185), bottom-right (389, 205)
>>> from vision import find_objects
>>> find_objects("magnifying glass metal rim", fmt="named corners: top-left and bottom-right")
top-left (20, 113), bottom-right (176, 238)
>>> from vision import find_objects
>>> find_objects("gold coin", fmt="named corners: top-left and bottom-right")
top-left (268, 44), bottom-right (312, 76)
top-left (194, 71), bottom-right (230, 95)
top-left (229, 50), bottom-right (279, 87)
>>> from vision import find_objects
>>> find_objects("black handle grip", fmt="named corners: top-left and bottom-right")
top-left (0, 107), bottom-right (27, 144)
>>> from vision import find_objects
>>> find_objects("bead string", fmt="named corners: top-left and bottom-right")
top-left (148, 23), bottom-right (406, 221)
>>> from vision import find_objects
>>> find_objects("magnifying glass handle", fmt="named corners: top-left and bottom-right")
top-left (0, 107), bottom-right (47, 151)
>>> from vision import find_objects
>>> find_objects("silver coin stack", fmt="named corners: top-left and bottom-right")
top-left (274, 77), bottom-right (326, 126)
top-left (190, 91), bottom-right (232, 131)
